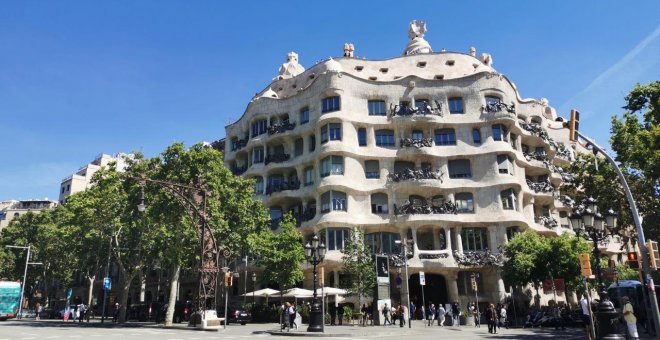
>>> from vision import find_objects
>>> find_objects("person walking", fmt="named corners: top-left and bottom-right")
top-left (35, 302), bottom-right (41, 320)
top-left (471, 302), bottom-right (480, 328)
top-left (452, 302), bottom-right (460, 326)
top-left (580, 295), bottom-right (592, 339)
top-left (410, 302), bottom-right (416, 321)
top-left (382, 303), bottom-right (392, 326)
top-left (361, 304), bottom-right (368, 326)
top-left (427, 303), bottom-right (436, 326)
top-left (337, 304), bottom-right (344, 325)
top-left (500, 303), bottom-right (508, 329)
top-left (437, 304), bottom-right (446, 326)
top-left (398, 305), bottom-right (405, 327)
top-left (487, 304), bottom-right (497, 334)
top-left (113, 302), bottom-right (120, 323)
top-left (622, 296), bottom-right (639, 340)
top-left (78, 303), bottom-right (86, 323)
top-left (288, 303), bottom-right (297, 330)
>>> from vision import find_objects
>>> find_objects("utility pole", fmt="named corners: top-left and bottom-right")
top-left (101, 236), bottom-right (112, 323)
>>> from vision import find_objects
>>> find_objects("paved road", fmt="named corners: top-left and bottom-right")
top-left (0, 319), bottom-right (595, 340)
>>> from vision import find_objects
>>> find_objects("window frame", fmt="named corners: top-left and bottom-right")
top-left (434, 128), bottom-right (457, 146)
top-left (358, 127), bottom-right (367, 146)
top-left (364, 160), bottom-right (380, 179)
top-left (455, 192), bottom-right (475, 213)
top-left (368, 100), bottom-right (386, 116)
top-left (375, 129), bottom-right (395, 147)
top-left (461, 227), bottom-right (488, 251)
top-left (448, 159), bottom-right (472, 179)
top-left (472, 128), bottom-right (482, 144)
top-left (322, 96), bottom-right (341, 113)
top-left (448, 97), bottom-right (464, 114)
top-left (300, 107), bottom-right (310, 124)
top-left (370, 193), bottom-right (389, 214)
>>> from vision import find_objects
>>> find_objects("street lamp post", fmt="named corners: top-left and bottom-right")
top-left (395, 238), bottom-right (412, 328)
top-left (304, 235), bottom-right (326, 332)
top-left (252, 273), bottom-right (257, 303)
top-left (5, 245), bottom-right (43, 320)
top-left (569, 197), bottom-right (623, 339)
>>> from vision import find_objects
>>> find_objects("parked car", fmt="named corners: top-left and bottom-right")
top-left (157, 301), bottom-right (192, 323)
top-left (218, 306), bottom-right (252, 325)
top-left (127, 302), bottom-right (164, 322)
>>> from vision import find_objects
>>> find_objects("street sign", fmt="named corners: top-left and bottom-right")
top-left (419, 271), bottom-right (426, 286)
top-left (579, 253), bottom-right (591, 270)
top-left (581, 268), bottom-right (593, 277)
top-left (395, 275), bottom-right (402, 288)
top-left (103, 277), bottom-right (112, 290)
top-left (376, 255), bottom-right (390, 284)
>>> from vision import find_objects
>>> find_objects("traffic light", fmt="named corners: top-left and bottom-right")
top-left (628, 251), bottom-right (640, 269)
top-left (470, 273), bottom-right (478, 292)
top-left (224, 272), bottom-right (233, 286)
top-left (569, 109), bottom-right (580, 142)
top-left (648, 241), bottom-right (659, 270)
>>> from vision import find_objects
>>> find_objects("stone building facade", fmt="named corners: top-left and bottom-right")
top-left (223, 21), bottom-right (608, 307)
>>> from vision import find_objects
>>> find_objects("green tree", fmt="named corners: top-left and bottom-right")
top-left (502, 231), bottom-right (549, 305)
top-left (249, 213), bottom-right (305, 294)
top-left (609, 81), bottom-right (660, 239)
top-left (340, 228), bottom-right (375, 310)
top-left (544, 234), bottom-right (591, 293)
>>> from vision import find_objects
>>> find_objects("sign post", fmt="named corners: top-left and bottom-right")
top-left (419, 271), bottom-right (426, 326)
top-left (103, 277), bottom-right (112, 291)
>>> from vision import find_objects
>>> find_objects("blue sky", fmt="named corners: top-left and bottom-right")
top-left (1, 1), bottom-right (659, 201)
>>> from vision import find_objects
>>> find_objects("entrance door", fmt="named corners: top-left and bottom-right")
top-left (408, 273), bottom-right (448, 319)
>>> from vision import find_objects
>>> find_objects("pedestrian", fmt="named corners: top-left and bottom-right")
top-left (471, 302), bottom-right (480, 328)
top-left (553, 304), bottom-right (564, 330)
top-left (78, 303), bottom-right (86, 323)
top-left (35, 302), bottom-right (41, 320)
top-left (622, 296), bottom-right (638, 340)
top-left (329, 304), bottom-right (336, 326)
top-left (361, 303), bottom-right (368, 326)
top-left (398, 305), bottom-right (405, 327)
top-left (382, 303), bottom-right (391, 326)
top-left (410, 302), bottom-right (416, 321)
top-left (437, 304), bottom-right (446, 326)
top-left (113, 302), bottom-right (120, 323)
top-left (72, 303), bottom-right (79, 322)
top-left (452, 301), bottom-right (460, 326)
top-left (287, 302), bottom-right (297, 330)
top-left (500, 303), bottom-right (508, 329)
top-left (580, 295), bottom-right (591, 338)
top-left (337, 304), bottom-right (344, 325)
top-left (427, 303), bottom-right (436, 326)
top-left (486, 304), bottom-right (497, 334)
top-left (495, 303), bottom-right (502, 331)
top-left (392, 305), bottom-right (397, 326)
top-left (280, 304), bottom-right (287, 331)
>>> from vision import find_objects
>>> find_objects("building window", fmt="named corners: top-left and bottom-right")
top-left (321, 123), bottom-right (342, 143)
top-left (506, 226), bottom-right (520, 241)
top-left (501, 189), bottom-right (517, 210)
top-left (365, 160), bottom-right (380, 179)
top-left (411, 130), bottom-right (424, 140)
top-left (492, 124), bottom-right (508, 142)
top-left (321, 191), bottom-right (347, 213)
top-left (358, 128), bottom-right (367, 146)
top-left (324, 228), bottom-right (350, 251)
top-left (472, 128), bottom-right (481, 144)
top-left (322, 96), bottom-right (341, 113)
top-left (309, 135), bottom-right (316, 152)
top-left (415, 99), bottom-right (429, 109)
top-left (300, 107), bottom-right (309, 124)
top-left (371, 193), bottom-right (389, 214)
top-left (448, 97), bottom-right (464, 114)
top-left (321, 156), bottom-right (344, 177)
top-left (294, 138), bottom-right (304, 157)
top-left (252, 147), bottom-right (264, 164)
top-left (368, 100), bottom-right (386, 116)
top-left (253, 177), bottom-right (264, 194)
top-left (448, 159), bottom-right (472, 179)
top-left (458, 271), bottom-right (484, 295)
top-left (375, 129), bottom-right (395, 147)
top-left (455, 192), bottom-right (474, 213)
top-left (461, 228), bottom-right (488, 251)
top-left (251, 119), bottom-right (268, 137)
top-left (304, 167), bottom-right (314, 186)
top-left (269, 207), bottom-right (283, 229)
top-left (61, 186), bottom-right (66, 194)
top-left (485, 95), bottom-right (501, 107)
top-left (434, 128), bottom-right (456, 145)
top-left (365, 232), bottom-right (400, 254)
top-left (497, 154), bottom-right (513, 175)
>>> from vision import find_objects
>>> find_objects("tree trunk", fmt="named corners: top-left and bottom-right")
top-left (164, 264), bottom-right (180, 327)
top-left (139, 271), bottom-right (146, 302)
top-left (87, 275), bottom-right (95, 307)
top-left (118, 273), bottom-right (135, 323)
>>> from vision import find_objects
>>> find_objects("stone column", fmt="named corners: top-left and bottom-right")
top-left (444, 227), bottom-right (452, 252)
top-left (455, 227), bottom-right (463, 253)
top-left (488, 226), bottom-right (498, 251)
top-left (411, 227), bottom-right (419, 256)
top-left (446, 272), bottom-right (460, 303)
top-left (498, 226), bottom-right (508, 247)
top-left (496, 270), bottom-right (506, 302)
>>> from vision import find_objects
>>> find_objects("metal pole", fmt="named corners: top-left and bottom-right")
top-left (421, 279), bottom-right (426, 327)
top-left (17, 246), bottom-right (30, 320)
top-left (224, 278), bottom-right (229, 329)
top-left (584, 277), bottom-right (596, 340)
top-left (576, 130), bottom-right (660, 333)
top-left (510, 286), bottom-right (517, 328)
top-left (474, 274), bottom-right (479, 328)
top-left (101, 236), bottom-right (111, 323)
top-left (244, 256), bottom-right (248, 306)
top-left (402, 240), bottom-right (411, 328)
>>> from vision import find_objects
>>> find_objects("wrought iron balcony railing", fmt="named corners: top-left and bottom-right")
top-left (526, 179), bottom-right (555, 193)
top-left (320, 168), bottom-right (344, 177)
top-left (388, 168), bottom-right (443, 182)
top-left (523, 151), bottom-right (550, 165)
top-left (393, 201), bottom-right (458, 215)
top-left (481, 101), bottom-right (516, 114)
top-left (230, 137), bottom-right (249, 152)
top-left (390, 101), bottom-right (442, 117)
top-left (264, 153), bottom-right (290, 165)
top-left (535, 215), bottom-right (559, 228)
top-left (400, 138), bottom-right (433, 148)
top-left (267, 121), bottom-right (296, 135)
top-left (265, 180), bottom-right (300, 195)
top-left (453, 249), bottom-right (504, 267)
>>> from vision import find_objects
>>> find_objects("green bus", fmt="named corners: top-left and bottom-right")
top-left (0, 281), bottom-right (21, 320)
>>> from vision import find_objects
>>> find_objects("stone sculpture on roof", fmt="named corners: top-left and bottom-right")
top-left (276, 51), bottom-right (305, 80)
top-left (404, 20), bottom-right (433, 55)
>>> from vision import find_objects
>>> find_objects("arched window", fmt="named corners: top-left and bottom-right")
top-left (472, 128), bottom-right (481, 144)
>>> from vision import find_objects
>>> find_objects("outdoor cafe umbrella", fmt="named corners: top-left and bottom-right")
top-left (241, 288), bottom-right (280, 304)
top-left (281, 288), bottom-right (314, 306)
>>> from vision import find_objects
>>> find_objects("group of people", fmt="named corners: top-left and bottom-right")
top-left (64, 302), bottom-right (88, 322)
top-left (280, 302), bottom-right (298, 331)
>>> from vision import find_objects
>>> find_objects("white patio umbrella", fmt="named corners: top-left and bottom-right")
top-left (241, 288), bottom-right (280, 305)
top-left (281, 288), bottom-right (314, 306)
top-left (313, 287), bottom-right (347, 296)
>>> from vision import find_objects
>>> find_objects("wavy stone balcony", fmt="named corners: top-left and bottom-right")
top-left (393, 201), bottom-right (458, 215)
top-left (230, 137), bottom-right (249, 152)
top-left (389, 102), bottom-right (442, 118)
top-left (523, 151), bottom-right (551, 167)
top-left (264, 153), bottom-right (290, 165)
top-left (526, 179), bottom-right (555, 194)
top-left (535, 215), bottom-right (559, 228)
top-left (267, 121), bottom-right (296, 135)
top-left (265, 180), bottom-right (300, 195)
top-left (388, 168), bottom-right (443, 182)
top-left (481, 101), bottom-right (516, 115)
top-left (399, 138), bottom-right (433, 148)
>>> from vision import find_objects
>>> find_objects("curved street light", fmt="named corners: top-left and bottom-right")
top-left (304, 235), bottom-right (326, 332)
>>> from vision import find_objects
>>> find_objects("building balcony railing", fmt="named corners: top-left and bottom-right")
top-left (265, 180), bottom-right (300, 195)
top-left (231, 165), bottom-right (248, 175)
top-left (300, 208), bottom-right (316, 222)
top-left (535, 215), bottom-right (559, 228)
top-left (481, 101), bottom-right (516, 114)
top-left (264, 153), bottom-right (290, 165)
top-left (389, 101), bottom-right (442, 117)
top-left (393, 201), bottom-right (458, 215)
top-left (320, 168), bottom-right (344, 177)
top-left (523, 151), bottom-right (550, 165)
top-left (399, 137), bottom-right (433, 148)
top-left (230, 137), bottom-right (249, 152)
top-left (388, 168), bottom-right (443, 182)
top-left (526, 179), bottom-right (555, 193)
top-left (453, 249), bottom-right (504, 267)
top-left (267, 121), bottom-right (296, 135)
